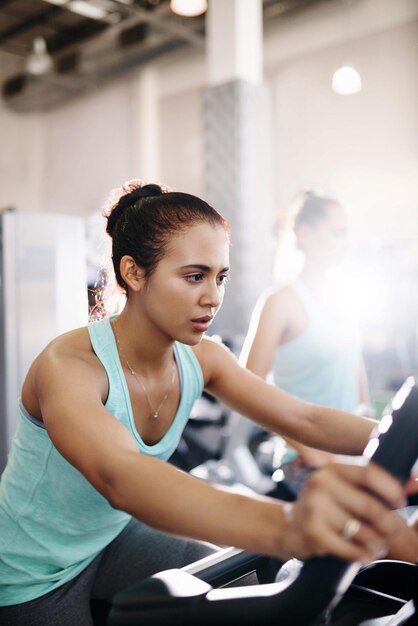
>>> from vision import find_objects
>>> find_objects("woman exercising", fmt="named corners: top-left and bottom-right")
top-left (241, 191), bottom-right (372, 496)
top-left (0, 181), bottom-right (416, 625)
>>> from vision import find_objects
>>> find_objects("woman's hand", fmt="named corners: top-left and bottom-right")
top-left (405, 474), bottom-right (418, 498)
top-left (278, 462), bottom-right (409, 563)
top-left (386, 475), bottom-right (418, 563)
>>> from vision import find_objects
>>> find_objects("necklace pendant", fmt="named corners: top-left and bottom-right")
top-left (152, 411), bottom-right (159, 420)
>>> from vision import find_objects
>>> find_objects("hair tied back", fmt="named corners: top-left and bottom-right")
top-left (106, 181), bottom-right (164, 238)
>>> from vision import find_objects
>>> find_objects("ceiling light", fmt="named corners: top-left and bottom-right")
top-left (68, 0), bottom-right (108, 20)
top-left (25, 37), bottom-right (54, 76)
top-left (332, 65), bottom-right (362, 95)
top-left (170, 0), bottom-right (207, 17)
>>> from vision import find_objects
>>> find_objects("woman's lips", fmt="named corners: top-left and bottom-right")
top-left (191, 316), bottom-right (213, 332)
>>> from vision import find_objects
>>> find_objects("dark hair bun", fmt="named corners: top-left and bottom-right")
top-left (106, 182), bottom-right (163, 238)
top-left (293, 189), bottom-right (340, 228)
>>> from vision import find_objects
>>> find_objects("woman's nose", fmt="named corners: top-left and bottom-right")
top-left (200, 281), bottom-right (222, 309)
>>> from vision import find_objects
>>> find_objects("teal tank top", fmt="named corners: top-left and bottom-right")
top-left (0, 316), bottom-right (204, 606)
top-left (273, 281), bottom-right (361, 461)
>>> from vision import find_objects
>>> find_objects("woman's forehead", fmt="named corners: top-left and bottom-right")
top-left (164, 222), bottom-right (230, 264)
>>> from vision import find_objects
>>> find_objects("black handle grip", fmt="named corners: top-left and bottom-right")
top-left (291, 376), bottom-right (418, 624)
top-left (365, 376), bottom-right (418, 483)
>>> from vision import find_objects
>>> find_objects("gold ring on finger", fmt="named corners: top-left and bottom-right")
top-left (342, 517), bottom-right (361, 541)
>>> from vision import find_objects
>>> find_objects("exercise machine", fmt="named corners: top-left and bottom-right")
top-left (108, 377), bottom-right (418, 626)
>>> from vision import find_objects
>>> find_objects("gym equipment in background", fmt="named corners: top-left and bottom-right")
top-left (0, 211), bottom-right (88, 473)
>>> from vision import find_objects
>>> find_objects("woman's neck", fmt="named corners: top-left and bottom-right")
top-left (112, 306), bottom-right (174, 374)
top-left (299, 265), bottom-right (326, 288)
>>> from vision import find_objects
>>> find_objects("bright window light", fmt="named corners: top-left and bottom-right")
top-left (331, 263), bottom-right (389, 326)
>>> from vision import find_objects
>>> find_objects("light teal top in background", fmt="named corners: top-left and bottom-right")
top-left (273, 280), bottom-right (361, 462)
top-left (0, 316), bottom-right (203, 606)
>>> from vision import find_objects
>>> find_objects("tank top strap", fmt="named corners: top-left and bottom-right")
top-left (87, 315), bottom-right (128, 412)
top-left (87, 315), bottom-right (118, 364)
top-left (87, 315), bottom-right (122, 385)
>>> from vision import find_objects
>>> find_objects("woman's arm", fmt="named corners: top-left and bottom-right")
top-left (35, 345), bottom-right (407, 564)
top-left (197, 337), bottom-right (376, 456)
top-left (198, 339), bottom-right (418, 561)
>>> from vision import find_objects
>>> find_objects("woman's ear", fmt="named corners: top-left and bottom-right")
top-left (119, 255), bottom-right (145, 292)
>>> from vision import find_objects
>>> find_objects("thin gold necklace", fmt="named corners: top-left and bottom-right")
top-left (112, 319), bottom-right (176, 420)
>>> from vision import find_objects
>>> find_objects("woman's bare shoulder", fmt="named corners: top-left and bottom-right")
top-left (191, 335), bottom-right (236, 384)
top-left (40, 326), bottom-right (93, 362)
top-left (258, 283), bottom-right (299, 316)
top-left (192, 335), bottom-right (233, 359)
top-left (22, 326), bottom-right (105, 417)
top-left (28, 327), bottom-right (100, 381)
top-left (265, 283), bottom-right (297, 303)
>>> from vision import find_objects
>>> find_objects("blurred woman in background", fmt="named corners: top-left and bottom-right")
top-left (242, 191), bottom-right (373, 496)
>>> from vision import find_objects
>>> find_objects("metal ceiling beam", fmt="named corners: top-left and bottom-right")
top-left (112, 0), bottom-right (205, 48)
top-left (0, 5), bottom-right (60, 47)
top-left (0, 0), bottom-right (17, 9)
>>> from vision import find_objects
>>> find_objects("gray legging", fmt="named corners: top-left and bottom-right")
top-left (0, 518), bottom-right (219, 626)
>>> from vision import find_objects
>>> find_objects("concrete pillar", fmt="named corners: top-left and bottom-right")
top-left (204, 0), bottom-right (275, 342)
top-left (131, 66), bottom-right (160, 182)
top-left (206, 0), bottom-right (263, 85)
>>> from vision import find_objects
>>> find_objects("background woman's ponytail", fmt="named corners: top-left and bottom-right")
top-left (294, 190), bottom-right (339, 229)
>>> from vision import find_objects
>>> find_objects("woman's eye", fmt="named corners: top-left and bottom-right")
top-left (186, 273), bottom-right (203, 282)
top-left (218, 274), bottom-right (230, 285)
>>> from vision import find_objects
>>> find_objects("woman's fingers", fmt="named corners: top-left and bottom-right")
top-left (297, 493), bottom-right (388, 563)
top-left (405, 474), bottom-right (418, 495)
top-left (387, 515), bottom-right (418, 563)
top-left (310, 463), bottom-right (405, 538)
top-left (285, 461), bottom-right (409, 562)
top-left (327, 461), bottom-right (407, 510)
